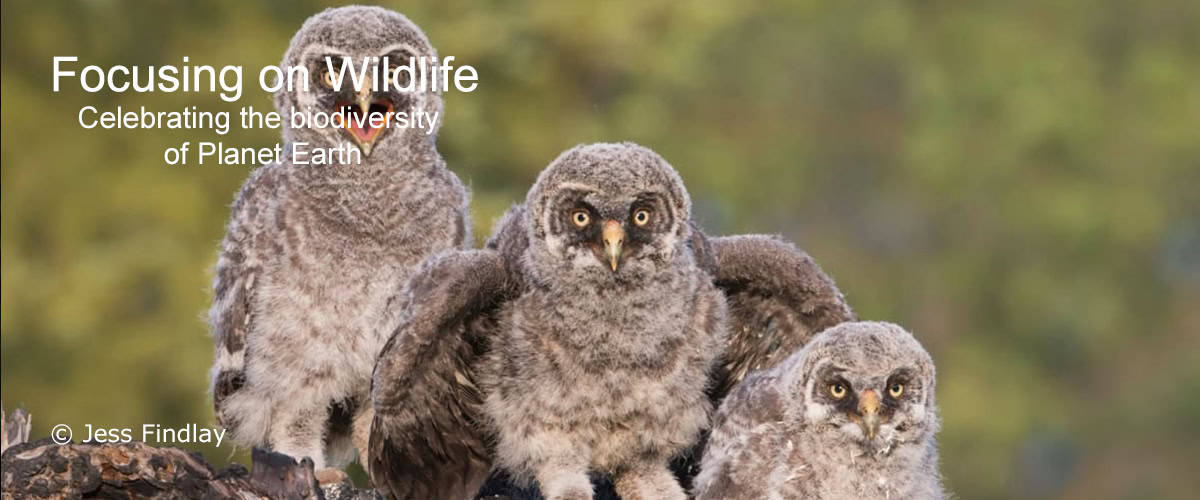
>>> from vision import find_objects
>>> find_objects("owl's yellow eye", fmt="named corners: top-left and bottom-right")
top-left (829, 383), bottom-right (847, 399)
top-left (571, 210), bottom-right (590, 227)
top-left (320, 70), bottom-right (335, 89)
top-left (633, 209), bottom-right (652, 226)
top-left (888, 383), bottom-right (905, 398)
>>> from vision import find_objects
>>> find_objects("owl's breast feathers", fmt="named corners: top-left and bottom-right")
top-left (488, 263), bottom-right (722, 457)
top-left (523, 265), bottom-right (714, 371)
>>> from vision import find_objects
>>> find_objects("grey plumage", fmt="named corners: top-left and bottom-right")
top-left (368, 143), bottom-right (856, 499)
top-left (370, 143), bottom-right (727, 499)
top-left (208, 6), bottom-right (469, 472)
top-left (694, 321), bottom-right (945, 500)
top-left (698, 233), bottom-right (856, 401)
top-left (368, 249), bottom-right (508, 500)
top-left (484, 144), bottom-right (726, 500)
top-left (668, 231), bottom-right (857, 490)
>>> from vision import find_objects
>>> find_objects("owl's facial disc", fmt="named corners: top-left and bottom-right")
top-left (799, 323), bottom-right (935, 455)
top-left (566, 207), bottom-right (628, 272)
top-left (561, 195), bottom-right (664, 273)
top-left (820, 367), bottom-right (918, 449)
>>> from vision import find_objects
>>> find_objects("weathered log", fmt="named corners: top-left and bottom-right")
top-left (2, 439), bottom-right (304, 499)
top-left (1, 441), bottom-right (385, 499)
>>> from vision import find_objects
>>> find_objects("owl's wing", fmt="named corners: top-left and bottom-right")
top-left (208, 167), bottom-right (278, 426)
top-left (368, 249), bottom-right (514, 500)
top-left (694, 372), bottom-right (792, 499)
top-left (692, 229), bottom-right (855, 401)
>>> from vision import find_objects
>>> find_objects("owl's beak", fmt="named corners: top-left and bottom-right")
top-left (602, 220), bottom-right (625, 271)
top-left (857, 389), bottom-right (882, 439)
top-left (339, 74), bottom-right (393, 155)
top-left (356, 77), bottom-right (374, 116)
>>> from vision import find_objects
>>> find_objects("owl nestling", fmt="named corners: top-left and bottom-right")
top-left (694, 321), bottom-right (945, 499)
top-left (208, 6), bottom-right (469, 475)
top-left (482, 144), bottom-right (728, 500)
top-left (369, 143), bottom-right (727, 499)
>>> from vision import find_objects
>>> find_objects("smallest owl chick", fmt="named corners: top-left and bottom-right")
top-left (694, 321), bottom-right (946, 500)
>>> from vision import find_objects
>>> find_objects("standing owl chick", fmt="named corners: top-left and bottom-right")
top-left (483, 143), bottom-right (727, 500)
top-left (369, 143), bottom-right (726, 499)
top-left (208, 6), bottom-right (469, 474)
top-left (694, 321), bottom-right (945, 499)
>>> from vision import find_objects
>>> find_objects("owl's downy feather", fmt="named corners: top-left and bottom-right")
top-left (695, 321), bottom-right (946, 500)
top-left (209, 6), bottom-right (469, 471)
top-left (659, 228), bottom-right (856, 489)
top-left (371, 143), bottom-right (727, 500)
top-left (369, 144), bottom-right (858, 499)
top-left (700, 234), bottom-right (856, 400)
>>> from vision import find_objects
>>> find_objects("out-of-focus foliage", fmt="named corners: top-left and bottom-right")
top-left (2, 1), bottom-right (1197, 498)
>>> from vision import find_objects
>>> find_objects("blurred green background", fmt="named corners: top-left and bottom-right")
top-left (2, 1), bottom-right (1198, 498)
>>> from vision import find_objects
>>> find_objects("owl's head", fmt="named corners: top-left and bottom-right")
top-left (786, 322), bottom-right (938, 453)
top-left (276, 6), bottom-right (442, 158)
top-left (524, 143), bottom-right (692, 284)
